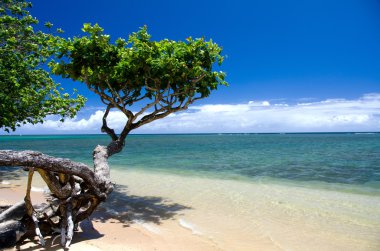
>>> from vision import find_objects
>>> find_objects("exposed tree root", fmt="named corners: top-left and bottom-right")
top-left (0, 148), bottom-right (115, 248)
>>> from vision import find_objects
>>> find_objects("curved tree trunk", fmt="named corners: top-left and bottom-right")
top-left (0, 141), bottom-right (119, 248)
top-left (0, 59), bottom-right (204, 247)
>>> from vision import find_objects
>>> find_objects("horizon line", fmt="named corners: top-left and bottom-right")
top-left (1, 132), bottom-right (379, 137)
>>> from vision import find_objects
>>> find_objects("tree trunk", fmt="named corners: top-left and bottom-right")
top-left (0, 143), bottom-right (116, 248)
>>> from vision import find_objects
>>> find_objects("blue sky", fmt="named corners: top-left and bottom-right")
top-left (4, 0), bottom-right (380, 133)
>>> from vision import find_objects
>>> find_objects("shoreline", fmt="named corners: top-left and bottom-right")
top-left (1, 169), bottom-right (380, 250)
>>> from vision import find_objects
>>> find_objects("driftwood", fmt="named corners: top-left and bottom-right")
top-left (0, 102), bottom-right (131, 248)
top-left (0, 143), bottom-right (117, 248)
top-left (0, 219), bottom-right (26, 248)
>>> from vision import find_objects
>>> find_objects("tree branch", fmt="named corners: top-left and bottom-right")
top-left (132, 84), bottom-right (169, 121)
top-left (132, 106), bottom-right (179, 130)
top-left (88, 85), bottom-right (134, 121)
top-left (190, 73), bottom-right (206, 83)
top-left (25, 167), bottom-right (46, 246)
top-left (0, 150), bottom-right (105, 199)
top-left (101, 104), bottom-right (118, 141)
top-left (36, 168), bottom-right (72, 199)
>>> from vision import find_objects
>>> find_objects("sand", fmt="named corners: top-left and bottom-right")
top-left (0, 185), bottom-right (222, 251)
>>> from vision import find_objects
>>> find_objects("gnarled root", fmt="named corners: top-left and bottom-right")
top-left (65, 203), bottom-right (74, 248)
top-left (0, 149), bottom-right (114, 248)
top-left (0, 170), bottom-right (103, 248)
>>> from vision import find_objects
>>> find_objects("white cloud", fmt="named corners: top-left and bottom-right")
top-left (3, 93), bottom-right (380, 134)
top-left (248, 100), bottom-right (271, 106)
top-left (20, 110), bottom-right (129, 133)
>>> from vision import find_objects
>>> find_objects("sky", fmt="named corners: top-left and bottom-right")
top-left (3, 0), bottom-right (380, 134)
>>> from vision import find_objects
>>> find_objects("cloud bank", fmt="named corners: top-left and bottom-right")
top-left (5, 93), bottom-right (380, 134)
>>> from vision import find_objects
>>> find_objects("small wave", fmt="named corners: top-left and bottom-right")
top-left (1, 181), bottom-right (11, 185)
top-left (31, 186), bottom-right (44, 192)
top-left (133, 220), bottom-right (160, 234)
top-left (354, 132), bottom-right (377, 135)
top-left (179, 218), bottom-right (202, 235)
top-left (105, 208), bottom-right (120, 216)
top-left (31, 186), bottom-right (50, 193)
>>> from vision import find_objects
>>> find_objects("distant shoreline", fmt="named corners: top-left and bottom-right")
top-left (1, 131), bottom-right (379, 137)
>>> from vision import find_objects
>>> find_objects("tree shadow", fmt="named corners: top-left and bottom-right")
top-left (0, 166), bottom-right (24, 190)
top-left (15, 220), bottom-right (104, 251)
top-left (93, 184), bottom-right (192, 226)
top-left (7, 183), bottom-right (191, 249)
top-left (0, 166), bottom-right (24, 183)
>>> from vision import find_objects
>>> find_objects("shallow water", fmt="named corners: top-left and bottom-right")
top-left (1, 133), bottom-right (380, 187)
top-left (109, 169), bottom-right (380, 251)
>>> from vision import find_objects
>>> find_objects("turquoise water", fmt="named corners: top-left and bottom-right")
top-left (2, 133), bottom-right (380, 250)
top-left (1, 133), bottom-right (380, 190)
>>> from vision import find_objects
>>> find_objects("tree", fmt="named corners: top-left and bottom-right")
top-left (0, 0), bottom-right (85, 132)
top-left (0, 1), bottom-right (226, 249)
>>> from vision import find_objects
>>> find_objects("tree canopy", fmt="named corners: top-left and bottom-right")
top-left (0, 0), bottom-right (85, 132)
top-left (51, 23), bottom-right (227, 140)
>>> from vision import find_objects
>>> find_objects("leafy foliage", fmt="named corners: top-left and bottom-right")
top-left (52, 23), bottom-right (227, 138)
top-left (0, 0), bottom-right (86, 132)
top-left (53, 24), bottom-right (226, 101)
top-left (54, 24), bottom-right (226, 98)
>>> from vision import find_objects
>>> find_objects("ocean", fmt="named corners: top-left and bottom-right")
top-left (1, 133), bottom-right (380, 250)
top-left (1, 133), bottom-right (380, 189)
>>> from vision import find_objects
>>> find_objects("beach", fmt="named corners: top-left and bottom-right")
top-left (1, 175), bottom-right (221, 251)
top-left (2, 0), bottom-right (380, 249)
top-left (1, 168), bottom-right (380, 250)
top-left (1, 134), bottom-right (380, 250)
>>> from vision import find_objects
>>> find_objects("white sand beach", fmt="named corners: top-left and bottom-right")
top-left (1, 168), bottom-right (380, 250)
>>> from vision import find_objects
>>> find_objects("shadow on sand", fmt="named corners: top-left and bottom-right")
top-left (0, 166), bottom-right (25, 187)
top-left (13, 183), bottom-right (191, 250)
top-left (93, 183), bottom-right (192, 226)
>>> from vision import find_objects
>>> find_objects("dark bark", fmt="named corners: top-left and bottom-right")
top-left (0, 201), bottom-right (26, 223)
top-left (0, 220), bottom-right (27, 249)
top-left (0, 150), bottom-right (105, 198)
top-left (0, 143), bottom-right (115, 248)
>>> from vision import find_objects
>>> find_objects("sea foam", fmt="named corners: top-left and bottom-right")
top-left (179, 219), bottom-right (202, 235)
top-left (133, 220), bottom-right (161, 234)
top-left (31, 186), bottom-right (44, 192)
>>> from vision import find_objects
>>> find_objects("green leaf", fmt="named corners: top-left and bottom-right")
top-left (44, 21), bottom-right (53, 28)
top-left (0, 0), bottom-right (86, 132)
